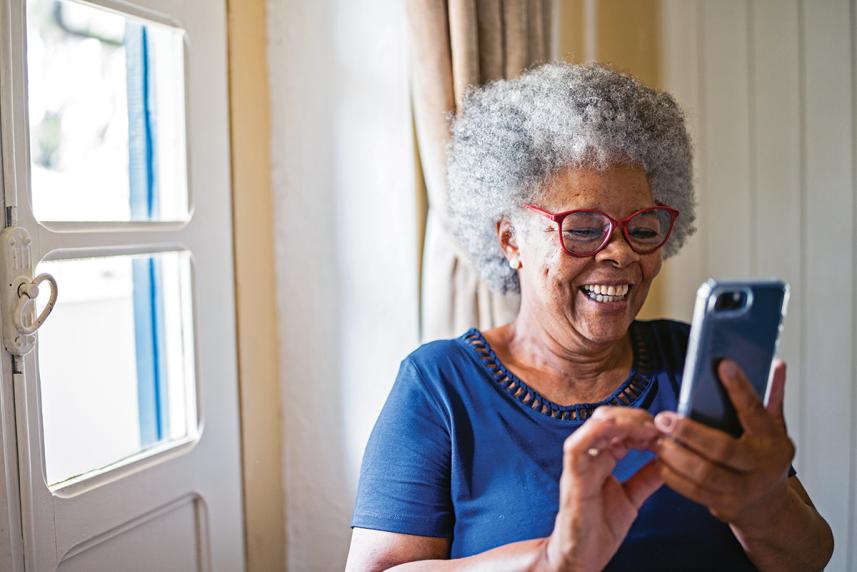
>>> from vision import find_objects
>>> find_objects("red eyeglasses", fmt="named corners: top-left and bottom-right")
top-left (524, 204), bottom-right (680, 257)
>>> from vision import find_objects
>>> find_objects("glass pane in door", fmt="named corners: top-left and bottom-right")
top-left (26, 0), bottom-right (188, 222)
top-left (35, 251), bottom-right (196, 486)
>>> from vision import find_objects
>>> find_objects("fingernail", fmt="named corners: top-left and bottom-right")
top-left (721, 360), bottom-right (738, 380)
top-left (654, 412), bottom-right (675, 433)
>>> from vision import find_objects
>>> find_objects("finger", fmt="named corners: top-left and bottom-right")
top-left (590, 407), bottom-right (660, 449)
top-left (562, 431), bottom-right (619, 482)
top-left (718, 360), bottom-right (773, 436)
top-left (574, 407), bottom-right (658, 452)
top-left (591, 404), bottom-right (657, 426)
top-left (605, 435), bottom-right (658, 464)
top-left (765, 360), bottom-right (787, 430)
top-left (654, 411), bottom-right (755, 471)
top-left (605, 437), bottom-right (629, 461)
top-left (561, 437), bottom-right (623, 502)
top-left (655, 436), bottom-right (745, 492)
top-left (658, 459), bottom-right (726, 511)
top-left (563, 408), bottom-right (657, 480)
top-left (623, 460), bottom-right (663, 508)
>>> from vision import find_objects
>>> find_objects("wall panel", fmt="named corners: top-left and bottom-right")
top-left (850, 4), bottom-right (857, 568)
top-left (700, 0), bottom-right (753, 279)
top-left (749, 0), bottom-right (804, 467)
top-left (654, 0), bottom-right (705, 322)
top-left (801, 3), bottom-right (854, 569)
top-left (659, 0), bottom-right (856, 568)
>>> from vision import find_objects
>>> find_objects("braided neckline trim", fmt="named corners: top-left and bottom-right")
top-left (463, 325), bottom-right (654, 423)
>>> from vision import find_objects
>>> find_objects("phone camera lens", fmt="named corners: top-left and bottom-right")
top-left (714, 291), bottom-right (747, 311)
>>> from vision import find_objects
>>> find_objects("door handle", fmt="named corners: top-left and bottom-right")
top-left (13, 273), bottom-right (58, 335)
top-left (1, 227), bottom-right (58, 356)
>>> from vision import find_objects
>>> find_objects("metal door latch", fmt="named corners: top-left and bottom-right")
top-left (1, 227), bottom-right (57, 356)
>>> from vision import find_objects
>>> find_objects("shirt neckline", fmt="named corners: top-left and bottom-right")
top-left (461, 323), bottom-right (655, 423)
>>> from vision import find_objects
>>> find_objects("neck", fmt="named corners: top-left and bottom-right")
top-left (498, 303), bottom-right (633, 403)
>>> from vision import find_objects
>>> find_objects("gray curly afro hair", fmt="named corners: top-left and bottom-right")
top-left (447, 62), bottom-right (695, 295)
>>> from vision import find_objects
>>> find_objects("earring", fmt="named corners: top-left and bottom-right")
top-left (509, 258), bottom-right (521, 270)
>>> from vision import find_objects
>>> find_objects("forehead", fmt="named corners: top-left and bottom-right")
top-left (540, 165), bottom-right (653, 214)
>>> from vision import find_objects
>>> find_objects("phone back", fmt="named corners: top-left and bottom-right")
top-left (677, 279), bottom-right (789, 437)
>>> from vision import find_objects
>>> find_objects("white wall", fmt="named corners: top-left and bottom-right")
top-left (268, 1), bottom-right (857, 569)
top-left (266, 1), bottom-right (418, 570)
top-left (658, 1), bottom-right (857, 569)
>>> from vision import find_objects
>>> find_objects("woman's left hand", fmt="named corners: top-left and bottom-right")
top-left (652, 359), bottom-right (795, 532)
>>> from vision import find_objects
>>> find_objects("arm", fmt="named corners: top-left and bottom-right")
top-left (729, 476), bottom-right (833, 572)
top-left (346, 407), bottom-right (664, 572)
top-left (346, 529), bottom-right (550, 571)
top-left (654, 360), bottom-right (833, 572)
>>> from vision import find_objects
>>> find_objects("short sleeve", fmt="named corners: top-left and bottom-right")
top-left (351, 358), bottom-right (453, 537)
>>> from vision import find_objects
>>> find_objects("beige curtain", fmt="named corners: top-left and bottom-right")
top-left (408, 0), bottom-right (554, 341)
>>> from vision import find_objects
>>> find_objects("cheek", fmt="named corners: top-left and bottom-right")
top-left (635, 255), bottom-right (663, 298)
top-left (541, 254), bottom-right (590, 298)
top-left (532, 241), bottom-right (561, 278)
top-left (645, 255), bottom-right (663, 280)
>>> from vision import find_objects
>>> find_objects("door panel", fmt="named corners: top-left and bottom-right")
top-left (0, 0), bottom-right (244, 570)
top-left (56, 496), bottom-right (206, 572)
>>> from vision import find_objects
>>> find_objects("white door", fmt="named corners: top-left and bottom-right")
top-left (0, 0), bottom-right (245, 570)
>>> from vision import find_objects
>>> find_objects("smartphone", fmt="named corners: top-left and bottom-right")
top-left (677, 279), bottom-right (789, 437)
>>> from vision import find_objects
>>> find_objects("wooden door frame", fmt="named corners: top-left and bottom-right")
top-left (226, 1), bottom-right (286, 570)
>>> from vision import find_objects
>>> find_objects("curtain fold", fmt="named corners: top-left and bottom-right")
top-left (409, 0), bottom-right (554, 341)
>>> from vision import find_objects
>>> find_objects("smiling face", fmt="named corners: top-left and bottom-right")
top-left (503, 165), bottom-right (663, 347)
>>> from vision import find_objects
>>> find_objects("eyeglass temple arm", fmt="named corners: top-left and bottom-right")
top-left (523, 204), bottom-right (559, 222)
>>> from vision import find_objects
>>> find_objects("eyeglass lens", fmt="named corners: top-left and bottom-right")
top-left (560, 209), bottom-right (673, 255)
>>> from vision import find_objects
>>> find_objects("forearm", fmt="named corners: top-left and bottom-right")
top-left (388, 537), bottom-right (555, 572)
top-left (730, 483), bottom-right (833, 572)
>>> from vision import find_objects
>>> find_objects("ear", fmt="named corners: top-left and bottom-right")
top-left (496, 218), bottom-right (519, 261)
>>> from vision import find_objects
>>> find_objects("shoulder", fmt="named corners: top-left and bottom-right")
top-left (638, 318), bottom-right (690, 344)
top-left (406, 335), bottom-right (470, 365)
top-left (401, 331), bottom-right (479, 383)
top-left (635, 319), bottom-right (691, 372)
top-left (390, 331), bottom-right (481, 409)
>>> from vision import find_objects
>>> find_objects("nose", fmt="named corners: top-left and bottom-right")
top-left (594, 226), bottom-right (640, 267)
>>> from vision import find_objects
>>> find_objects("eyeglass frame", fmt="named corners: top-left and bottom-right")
top-left (523, 204), bottom-right (680, 257)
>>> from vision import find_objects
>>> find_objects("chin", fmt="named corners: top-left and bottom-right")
top-left (572, 292), bottom-right (639, 343)
top-left (572, 308), bottom-right (634, 343)
top-left (580, 321), bottom-right (631, 345)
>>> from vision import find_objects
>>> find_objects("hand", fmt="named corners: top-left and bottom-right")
top-left (544, 406), bottom-right (663, 572)
top-left (653, 359), bottom-right (795, 533)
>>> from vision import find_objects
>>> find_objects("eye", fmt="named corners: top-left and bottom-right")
top-left (628, 227), bottom-right (660, 240)
top-left (563, 227), bottom-right (603, 240)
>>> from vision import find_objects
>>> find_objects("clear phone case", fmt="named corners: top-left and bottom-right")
top-left (677, 279), bottom-right (789, 437)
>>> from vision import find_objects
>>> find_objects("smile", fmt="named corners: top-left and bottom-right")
top-left (580, 283), bottom-right (630, 303)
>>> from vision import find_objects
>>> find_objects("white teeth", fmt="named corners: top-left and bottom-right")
top-left (581, 283), bottom-right (631, 303)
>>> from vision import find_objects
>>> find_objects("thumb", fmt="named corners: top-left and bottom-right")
top-left (623, 460), bottom-right (663, 509)
top-left (766, 359), bottom-right (787, 429)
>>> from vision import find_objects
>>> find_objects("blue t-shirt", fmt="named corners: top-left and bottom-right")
top-left (352, 320), bottom-right (757, 570)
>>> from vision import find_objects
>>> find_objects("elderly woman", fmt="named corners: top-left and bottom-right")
top-left (346, 63), bottom-right (833, 571)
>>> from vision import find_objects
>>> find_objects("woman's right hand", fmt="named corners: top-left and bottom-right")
top-left (542, 406), bottom-right (663, 572)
